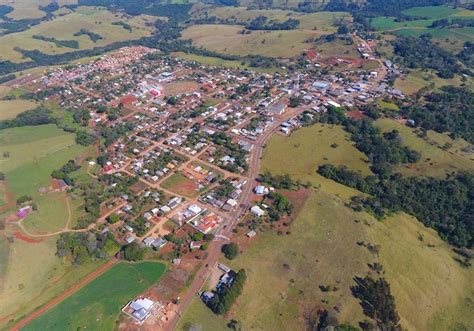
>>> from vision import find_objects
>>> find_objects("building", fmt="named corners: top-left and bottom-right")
top-left (267, 102), bottom-right (286, 116)
top-left (122, 297), bottom-right (155, 324)
top-left (250, 205), bottom-right (265, 217)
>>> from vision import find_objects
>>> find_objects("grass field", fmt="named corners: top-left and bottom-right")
top-left (22, 261), bottom-right (166, 331)
top-left (374, 118), bottom-right (474, 177)
top-left (0, 7), bottom-right (155, 63)
top-left (370, 6), bottom-right (474, 52)
top-left (161, 173), bottom-right (200, 198)
top-left (394, 69), bottom-right (473, 95)
top-left (0, 99), bottom-right (37, 121)
top-left (182, 11), bottom-right (349, 58)
top-left (23, 262), bottom-right (166, 330)
top-left (261, 124), bottom-right (372, 199)
top-left (0, 0), bottom-right (77, 20)
top-left (0, 235), bottom-right (104, 329)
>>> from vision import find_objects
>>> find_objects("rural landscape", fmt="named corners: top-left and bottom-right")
top-left (0, 0), bottom-right (472, 330)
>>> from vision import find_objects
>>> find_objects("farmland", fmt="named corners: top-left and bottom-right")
top-left (370, 6), bottom-right (474, 52)
top-left (374, 118), bottom-right (474, 178)
top-left (22, 261), bottom-right (166, 331)
top-left (0, 7), bottom-right (155, 63)
top-left (182, 11), bottom-right (350, 58)
top-left (0, 99), bottom-right (37, 121)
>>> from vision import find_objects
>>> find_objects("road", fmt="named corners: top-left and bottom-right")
top-left (163, 106), bottom-right (305, 331)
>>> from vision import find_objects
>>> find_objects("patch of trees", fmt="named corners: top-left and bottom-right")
top-left (51, 160), bottom-right (80, 186)
top-left (73, 29), bottom-right (103, 42)
top-left (430, 18), bottom-right (474, 28)
top-left (0, 106), bottom-right (56, 130)
top-left (16, 195), bottom-right (33, 205)
top-left (259, 171), bottom-right (308, 190)
top-left (0, 5), bottom-right (13, 19)
top-left (100, 120), bottom-right (135, 146)
top-left (351, 276), bottom-right (401, 330)
top-left (392, 34), bottom-right (467, 78)
top-left (32, 35), bottom-right (79, 49)
top-left (72, 109), bottom-right (91, 126)
top-left (457, 41), bottom-right (474, 68)
top-left (318, 164), bottom-right (474, 248)
top-left (211, 132), bottom-right (249, 173)
top-left (222, 242), bottom-right (239, 260)
top-left (56, 231), bottom-right (118, 265)
top-left (246, 16), bottom-right (299, 30)
top-left (75, 130), bottom-right (97, 146)
top-left (400, 86), bottom-right (474, 143)
top-left (112, 21), bottom-right (132, 33)
top-left (122, 242), bottom-right (146, 261)
top-left (39, 2), bottom-right (60, 14)
top-left (324, 0), bottom-right (449, 16)
top-left (206, 269), bottom-right (246, 315)
top-left (0, 73), bottom-right (15, 84)
top-left (266, 191), bottom-right (293, 221)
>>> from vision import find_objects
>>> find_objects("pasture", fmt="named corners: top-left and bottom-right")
top-left (394, 69), bottom-right (473, 95)
top-left (0, 99), bottom-right (37, 120)
top-left (0, 0), bottom-right (77, 20)
top-left (22, 261), bottom-right (166, 331)
top-left (374, 118), bottom-right (474, 177)
top-left (182, 11), bottom-right (349, 58)
top-left (0, 7), bottom-right (155, 63)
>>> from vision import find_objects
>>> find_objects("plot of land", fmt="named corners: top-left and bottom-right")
top-left (182, 12), bottom-right (349, 58)
top-left (22, 261), bottom-right (166, 331)
top-left (161, 173), bottom-right (200, 199)
top-left (374, 118), bottom-right (474, 178)
top-left (0, 7), bottom-right (155, 63)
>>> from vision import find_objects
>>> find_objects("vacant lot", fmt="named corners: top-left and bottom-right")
top-left (182, 11), bottom-right (349, 58)
top-left (374, 118), bottom-right (474, 177)
top-left (161, 173), bottom-right (200, 199)
top-left (23, 261), bottom-right (166, 331)
top-left (261, 124), bottom-right (372, 199)
top-left (0, 7), bottom-right (155, 62)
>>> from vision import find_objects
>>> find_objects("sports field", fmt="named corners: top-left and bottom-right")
top-left (374, 118), bottom-right (474, 178)
top-left (22, 261), bottom-right (166, 331)
top-left (182, 11), bottom-right (349, 58)
top-left (0, 7), bottom-right (155, 63)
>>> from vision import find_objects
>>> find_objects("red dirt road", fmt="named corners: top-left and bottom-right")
top-left (9, 258), bottom-right (118, 331)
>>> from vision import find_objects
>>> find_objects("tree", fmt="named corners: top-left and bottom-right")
top-left (337, 25), bottom-right (349, 34)
top-left (222, 243), bottom-right (239, 260)
top-left (123, 242), bottom-right (146, 261)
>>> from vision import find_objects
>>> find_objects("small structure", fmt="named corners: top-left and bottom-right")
top-left (122, 297), bottom-right (155, 324)
top-left (250, 205), bottom-right (265, 217)
top-left (247, 230), bottom-right (257, 238)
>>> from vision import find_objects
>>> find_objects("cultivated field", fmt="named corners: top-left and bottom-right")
top-left (374, 118), bottom-right (474, 178)
top-left (182, 11), bottom-right (349, 58)
top-left (0, 7), bottom-right (155, 63)
top-left (22, 261), bottom-right (166, 331)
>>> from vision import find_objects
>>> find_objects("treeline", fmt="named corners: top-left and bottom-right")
top-left (32, 35), bottom-right (79, 49)
top-left (74, 29), bottom-right (103, 42)
top-left (39, 2), bottom-right (59, 14)
top-left (246, 16), bottom-right (299, 30)
top-left (322, 0), bottom-right (451, 16)
top-left (56, 231), bottom-right (119, 265)
top-left (0, 107), bottom-right (56, 129)
top-left (206, 269), bottom-right (246, 315)
top-left (400, 86), bottom-right (474, 143)
top-left (51, 160), bottom-right (80, 186)
top-left (0, 5), bottom-right (13, 19)
top-left (0, 73), bottom-right (15, 84)
top-left (430, 18), bottom-right (474, 28)
top-left (318, 164), bottom-right (474, 248)
top-left (392, 34), bottom-right (468, 78)
top-left (112, 21), bottom-right (132, 32)
top-left (351, 276), bottom-right (401, 330)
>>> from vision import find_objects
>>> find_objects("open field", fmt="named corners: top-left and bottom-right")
top-left (0, 7), bottom-right (155, 63)
top-left (370, 6), bottom-right (474, 52)
top-left (0, 99), bottom-right (37, 120)
top-left (368, 213), bottom-right (474, 331)
top-left (374, 118), bottom-right (474, 178)
top-left (394, 69), bottom-right (474, 95)
top-left (0, 235), bottom-right (104, 329)
top-left (22, 261), bottom-right (166, 331)
top-left (261, 124), bottom-right (372, 199)
top-left (0, 0), bottom-right (77, 20)
top-left (161, 173), bottom-right (200, 199)
top-left (182, 12), bottom-right (349, 58)
top-left (177, 296), bottom-right (228, 331)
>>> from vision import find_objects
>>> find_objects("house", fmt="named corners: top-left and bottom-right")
top-left (151, 237), bottom-right (167, 249)
top-left (247, 230), bottom-right (257, 238)
top-left (267, 102), bottom-right (286, 115)
top-left (254, 185), bottom-right (268, 195)
top-left (143, 237), bottom-right (155, 246)
top-left (122, 297), bottom-right (155, 324)
top-left (189, 241), bottom-right (201, 250)
top-left (218, 263), bottom-right (231, 273)
top-left (250, 205), bottom-right (265, 217)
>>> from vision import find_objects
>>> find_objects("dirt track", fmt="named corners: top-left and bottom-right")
top-left (9, 258), bottom-right (118, 331)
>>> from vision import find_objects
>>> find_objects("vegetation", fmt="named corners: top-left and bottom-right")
top-left (351, 276), bottom-right (401, 330)
top-left (246, 16), bottom-right (299, 30)
top-left (32, 35), bottom-right (79, 49)
top-left (206, 269), bottom-right (246, 315)
top-left (0, 106), bottom-right (55, 130)
top-left (123, 242), bottom-right (146, 261)
top-left (73, 29), bottom-right (103, 43)
top-left (222, 242), bottom-right (239, 260)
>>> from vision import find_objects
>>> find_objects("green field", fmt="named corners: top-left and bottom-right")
top-left (394, 69), bottom-right (473, 95)
top-left (0, 7), bottom-right (155, 63)
top-left (161, 172), bottom-right (200, 198)
top-left (374, 118), bottom-right (474, 177)
top-left (182, 11), bottom-right (349, 58)
top-left (23, 261), bottom-right (166, 331)
top-left (0, 99), bottom-right (37, 121)
top-left (370, 6), bottom-right (474, 52)
top-left (261, 124), bottom-right (372, 199)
